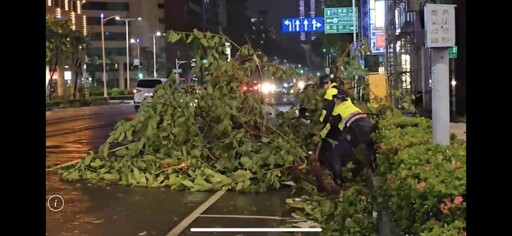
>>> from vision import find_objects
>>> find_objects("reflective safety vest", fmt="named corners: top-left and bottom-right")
top-left (320, 97), bottom-right (364, 138)
top-left (319, 83), bottom-right (338, 122)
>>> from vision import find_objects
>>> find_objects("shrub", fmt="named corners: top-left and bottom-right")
top-left (111, 88), bottom-right (127, 96)
top-left (374, 116), bottom-right (466, 235)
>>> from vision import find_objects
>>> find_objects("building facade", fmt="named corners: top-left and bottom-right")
top-left (164, 0), bottom-right (250, 81)
top-left (46, 0), bottom-right (87, 35)
top-left (81, 0), bottom-right (166, 89)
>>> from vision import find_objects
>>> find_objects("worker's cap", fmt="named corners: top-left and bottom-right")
top-left (319, 74), bottom-right (334, 86)
top-left (333, 88), bottom-right (349, 100)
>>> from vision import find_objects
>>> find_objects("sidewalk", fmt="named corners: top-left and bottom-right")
top-left (450, 123), bottom-right (466, 140)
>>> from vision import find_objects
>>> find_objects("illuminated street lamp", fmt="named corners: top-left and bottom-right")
top-left (151, 31), bottom-right (166, 78)
top-left (130, 38), bottom-right (141, 78)
top-left (116, 16), bottom-right (142, 89)
top-left (100, 13), bottom-right (120, 97)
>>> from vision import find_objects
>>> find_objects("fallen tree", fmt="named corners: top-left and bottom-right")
top-left (61, 30), bottom-right (343, 195)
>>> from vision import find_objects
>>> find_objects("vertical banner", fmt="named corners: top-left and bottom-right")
top-left (369, 0), bottom-right (386, 54)
top-left (361, 0), bottom-right (370, 42)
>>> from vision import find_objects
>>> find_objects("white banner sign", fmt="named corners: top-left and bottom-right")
top-left (424, 4), bottom-right (456, 48)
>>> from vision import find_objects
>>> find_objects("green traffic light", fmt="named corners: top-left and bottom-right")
top-left (202, 59), bottom-right (208, 64)
top-left (322, 49), bottom-right (326, 52)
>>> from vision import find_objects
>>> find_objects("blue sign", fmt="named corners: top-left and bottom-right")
top-left (281, 17), bottom-right (324, 33)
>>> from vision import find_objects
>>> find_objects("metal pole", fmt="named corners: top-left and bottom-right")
top-left (352, 0), bottom-right (358, 99)
top-left (202, 0), bottom-right (207, 31)
top-left (137, 44), bottom-right (141, 76)
top-left (153, 35), bottom-right (157, 78)
top-left (125, 20), bottom-right (130, 90)
top-left (101, 15), bottom-right (107, 97)
top-left (352, 0), bottom-right (356, 43)
top-left (175, 59), bottom-right (179, 84)
top-left (450, 58), bottom-right (456, 117)
top-left (431, 48), bottom-right (450, 145)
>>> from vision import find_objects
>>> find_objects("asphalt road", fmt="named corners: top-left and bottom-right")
top-left (46, 101), bottom-right (298, 236)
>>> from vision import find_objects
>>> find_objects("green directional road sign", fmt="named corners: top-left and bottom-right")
top-left (324, 7), bottom-right (358, 34)
top-left (449, 46), bottom-right (458, 59)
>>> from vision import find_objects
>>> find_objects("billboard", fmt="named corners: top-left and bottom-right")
top-left (362, 0), bottom-right (386, 54)
top-left (370, 0), bottom-right (386, 54)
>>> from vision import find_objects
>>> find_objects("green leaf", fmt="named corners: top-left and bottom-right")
top-left (90, 158), bottom-right (103, 168)
top-left (102, 173), bottom-right (119, 180)
top-left (63, 170), bottom-right (80, 180)
top-left (83, 155), bottom-right (92, 165)
top-left (240, 156), bottom-right (252, 168)
top-left (133, 167), bottom-right (141, 181)
top-left (181, 180), bottom-right (194, 188)
top-left (200, 38), bottom-right (209, 47)
top-left (186, 35), bottom-right (194, 43)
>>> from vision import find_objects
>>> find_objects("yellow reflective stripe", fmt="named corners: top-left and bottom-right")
top-left (320, 123), bottom-right (330, 138)
top-left (320, 110), bottom-right (326, 122)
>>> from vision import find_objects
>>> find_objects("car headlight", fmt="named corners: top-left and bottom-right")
top-left (261, 83), bottom-right (276, 94)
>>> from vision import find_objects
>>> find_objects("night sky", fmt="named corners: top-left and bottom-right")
top-left (247, 0), bottom-right (298, 30)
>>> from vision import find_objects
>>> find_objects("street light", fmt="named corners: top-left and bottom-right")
top-left (116, 16), bottom-right (142, 90)
top-left (151, 31), bottom-right (165, 78)
top-left (130, 38), bottom-right (141, 78)
top-left (175, 59), bottom-right (189, 84)
top-left (100, 13), bottom-right (120, 97)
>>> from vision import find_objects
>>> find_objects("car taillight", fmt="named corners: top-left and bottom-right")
top-left (243, 86), bottom-right (247, 91)
top-left (133, 89), bottom-right (141, 93)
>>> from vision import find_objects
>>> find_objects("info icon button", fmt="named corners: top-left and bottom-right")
top-left (47, 195), bottom-right (64, 212)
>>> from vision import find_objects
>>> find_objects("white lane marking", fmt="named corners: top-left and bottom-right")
top-left (198, 214), bottom-right (291, 220)
top-left (166, 191), bottom-right (226, 236)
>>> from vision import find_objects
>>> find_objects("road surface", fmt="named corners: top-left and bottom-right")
top-left (46, 102), bottom-right (297, 236)
top-left (46, 97), bottom-right (465, 235)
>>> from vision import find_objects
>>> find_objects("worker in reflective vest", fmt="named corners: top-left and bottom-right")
top-left (319, 89), bottom-right (377, 184)
top-left (319, 75), bottom-right (338, 132)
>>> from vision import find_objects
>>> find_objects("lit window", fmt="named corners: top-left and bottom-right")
top-left (47, 0), bottom-right (51, 6)
top-left (71, 12), bottom-right (76, 30)
top-left (55, 8), bottom-right (61, 18)
top-left (83, 15), bottom-right (87, 35)
top-left (77, 0), bottom-right (82, 14)
top-left (65, 0), bottom-right (69, 11)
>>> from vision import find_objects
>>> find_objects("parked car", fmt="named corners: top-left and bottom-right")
top-left (133, 78), bottom-right (167, 112)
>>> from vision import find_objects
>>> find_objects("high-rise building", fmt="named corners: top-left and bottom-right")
top-left (46, 0), bottom-right (87, 35)
top-left (164, 0), bottom-right (249, 79)
top-left (299, 0), bottom-right (318, 41)
top-left (248, 10), bottom-right (277, 54)
top-left (82, 0), bottom-right (165, 88)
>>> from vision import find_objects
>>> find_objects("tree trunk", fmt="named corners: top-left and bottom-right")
top-left (57, 64), bottom-right (65, 97)
top-left (308, 142), bottom-right (341, 195)
top-left (71, 58), bottom-right (83, 100)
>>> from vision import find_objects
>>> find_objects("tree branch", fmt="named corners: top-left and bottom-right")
top-left (170, 30), bottom-right (242, 50)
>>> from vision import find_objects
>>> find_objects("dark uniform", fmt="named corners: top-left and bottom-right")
top-left (319, 89), bottom-right (377, 184)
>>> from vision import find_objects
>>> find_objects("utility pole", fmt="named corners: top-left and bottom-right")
top-left (425, 3), bottom-right (456, 146)
top-left (202, 0), bottom-right (207, 31)
top-left (175, 59), bottom-right (188, 85)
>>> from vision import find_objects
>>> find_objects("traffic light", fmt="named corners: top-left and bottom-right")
top-left (322, 48), bottom-right (326, 53)
top-left (201, 59), bottom-right (208, 64)
top-left (138, 72), bottom-right (143, 79)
